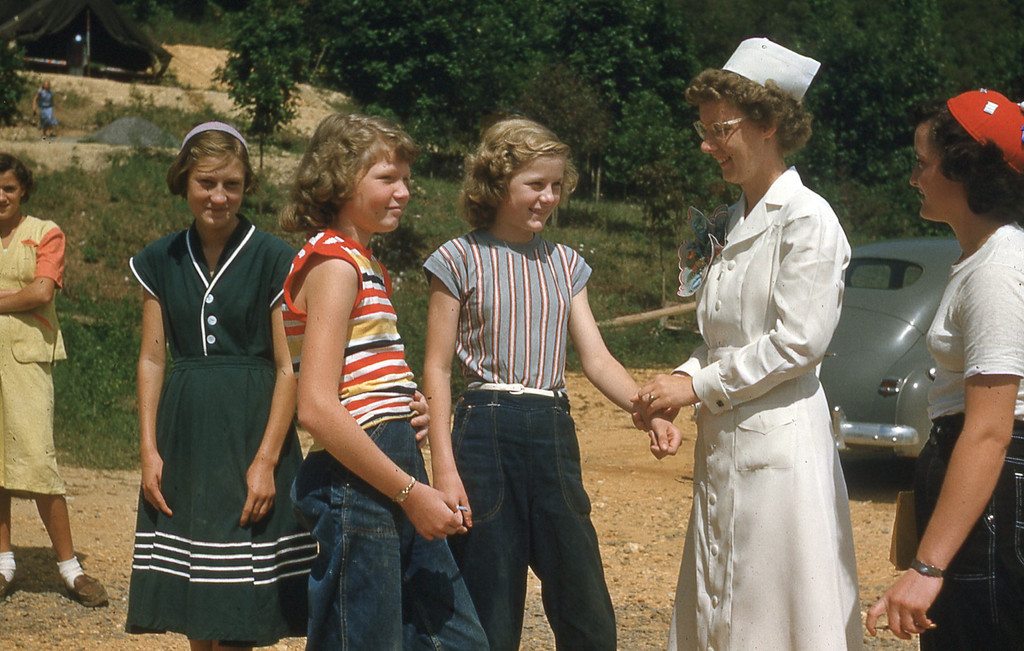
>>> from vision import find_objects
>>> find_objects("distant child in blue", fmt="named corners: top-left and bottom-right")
top-left (32, 81), bottom-right (57, 140)
top-left (280, 113), bottom-right (487, 650)
top-left (422, 117), bottom-right (680, 650)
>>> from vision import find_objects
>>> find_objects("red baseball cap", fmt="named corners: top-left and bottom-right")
top-left (947, 89), bottom-right (1024, 173)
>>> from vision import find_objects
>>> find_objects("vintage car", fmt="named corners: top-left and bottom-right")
top-left (821, 238), bottom-right (961, 457)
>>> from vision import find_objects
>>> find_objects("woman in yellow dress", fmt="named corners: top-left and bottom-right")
top-left (0, 153), bottom-right (107, 606)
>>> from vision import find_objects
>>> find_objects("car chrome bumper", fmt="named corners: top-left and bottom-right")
top-left (831, 406), bottom-right (921, 450)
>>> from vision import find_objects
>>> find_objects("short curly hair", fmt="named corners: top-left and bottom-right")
top-left (0, 153), bottom-right (36, 202)
top-left (685, 68), bottom-right (813, 156)
top-left (458, 118), bottom-right (579, 229)
top-left (921, 105), bottom-right (1024, 221)
top-left (166, 128), bottom-right (258, 197)
top-left (280, 113), bottom-right (419, 234)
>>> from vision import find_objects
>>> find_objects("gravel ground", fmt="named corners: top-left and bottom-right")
top-left (1, 372), bottom-right (918, 650)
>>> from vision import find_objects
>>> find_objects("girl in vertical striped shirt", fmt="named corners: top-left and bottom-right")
top-left (423, 118), bottom-right (680, 650)
top-left (280, 114), bottom-right (486, 649)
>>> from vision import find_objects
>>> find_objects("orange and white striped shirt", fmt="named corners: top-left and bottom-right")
top-left (283, 230), bottom-right (415, 430)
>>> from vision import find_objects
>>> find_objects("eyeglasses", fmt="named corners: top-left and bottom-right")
top-left (693, 117), bottom-right (744, 142)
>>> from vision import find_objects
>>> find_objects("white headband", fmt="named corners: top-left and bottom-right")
top-left (181, 121), bottom-right (249, 153)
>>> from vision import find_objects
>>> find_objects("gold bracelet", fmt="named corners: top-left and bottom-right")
top-left (393, 476), bottom-right (417, 503)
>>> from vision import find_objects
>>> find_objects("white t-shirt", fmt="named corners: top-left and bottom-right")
top-left (927, 223), bottom-right (1024, 419)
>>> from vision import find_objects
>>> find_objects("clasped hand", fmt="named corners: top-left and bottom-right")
top-left (630, 373), bottom-right (699, 459)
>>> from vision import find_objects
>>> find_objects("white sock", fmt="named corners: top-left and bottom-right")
top-left (0, 551), bottom-right (14, 583)
top-left (57, 556), bottom-right (84, 589)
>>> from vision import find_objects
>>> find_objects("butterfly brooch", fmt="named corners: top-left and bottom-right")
top-left (677, 204), bottom-right (729, 297)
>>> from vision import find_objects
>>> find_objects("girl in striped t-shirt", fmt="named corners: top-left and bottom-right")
top-left (422, 118), bottom-right (680, 650)
top-left (280, 114), bottom-right (486, 649)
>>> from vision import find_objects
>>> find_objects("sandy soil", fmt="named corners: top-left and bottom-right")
top-left (0, 372), bottom-right (918, 650)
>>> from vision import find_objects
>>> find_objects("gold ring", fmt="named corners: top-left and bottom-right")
top-left (647, 393), bottom-right (655, 402)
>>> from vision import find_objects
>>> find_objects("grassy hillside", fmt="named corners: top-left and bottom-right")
top-left (28, 149), bottom-right (699, 469)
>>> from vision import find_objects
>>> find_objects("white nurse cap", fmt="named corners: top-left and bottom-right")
top-left (723, 38), bottom-right (821, 101)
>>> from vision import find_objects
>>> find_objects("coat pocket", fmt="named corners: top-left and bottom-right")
top-left (734, 405), bottom-right (796, 471)
top-left (12, 335), bottom-right (57, 363)
top-left (9, 312), bottom-right (64, 363)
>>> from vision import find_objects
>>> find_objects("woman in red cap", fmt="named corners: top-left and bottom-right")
top-left (866, 90), bottom-right (1024, 647)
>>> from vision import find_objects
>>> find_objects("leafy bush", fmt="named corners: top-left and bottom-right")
top-left (0, 42), bottom-right (27, 126)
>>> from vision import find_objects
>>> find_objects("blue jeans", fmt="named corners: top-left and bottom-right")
top-left (448, 391), bottom-right (616, 651)
top-left (915, 415), bottom-right (1024, 650)
top-left (291, 419), bottom-right (487, 650)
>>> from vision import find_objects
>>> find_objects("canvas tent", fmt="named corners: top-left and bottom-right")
top-left (0, 0), bottom-right (171, 78)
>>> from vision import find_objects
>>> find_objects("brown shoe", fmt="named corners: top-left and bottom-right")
top-left (69, 574), bottom-right (108, 607)
top-left (0, 574), bottom-right (12, 599)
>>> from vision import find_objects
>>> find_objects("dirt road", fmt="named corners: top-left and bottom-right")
top-left (1, 372), bottom-right (917, 650)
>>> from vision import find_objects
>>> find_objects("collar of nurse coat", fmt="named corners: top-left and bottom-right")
top-left (724, 167), bottom-right (804, 249)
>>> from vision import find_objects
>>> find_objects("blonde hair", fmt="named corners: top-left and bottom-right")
top-left (686, 68), bottom-right (813, 156)
top-left (280, 113), bottom-right (419, 233)
top-left (166, 129), bottom-right (257, 197)
top-left (459, 118), bottom-right (579, 229)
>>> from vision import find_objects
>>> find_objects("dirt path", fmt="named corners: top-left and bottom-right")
top-left (1, 372), bottom-right (917, 649)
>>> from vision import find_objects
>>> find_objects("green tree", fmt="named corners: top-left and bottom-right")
top-left (633, 159), bottom-right (688, 302)
top-left (0, 42), bottom-right (26, 127)
top-left (552, 1), bottom-right (702, 195)
top-left (935, 0), bottom-right (1024, 97)
top-left (305, 0), bottom-right (551, 154)
top-left (218, 0), bottom-right (309, 168)
top-left (802, 0), bottom-right (948, 238)
top-left (515, 63), bottom-right (610, 201)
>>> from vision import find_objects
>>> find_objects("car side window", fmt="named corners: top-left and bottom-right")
top-left (846, 259), bottom-right (923, 290)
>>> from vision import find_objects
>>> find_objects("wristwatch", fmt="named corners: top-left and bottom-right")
top-left (910, 558), bottom-right (944, 578)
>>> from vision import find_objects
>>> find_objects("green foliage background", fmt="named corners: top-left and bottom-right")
top-left (288, 0), bottom-right (1024, 240)
top-left (0, 43), bottom-right (27, 126)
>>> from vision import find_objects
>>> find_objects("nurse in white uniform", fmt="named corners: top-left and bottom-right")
top-left (635, 39), bottom-right (862, 650)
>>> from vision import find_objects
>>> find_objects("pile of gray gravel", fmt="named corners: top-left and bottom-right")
top-left (84, 117), bottom-right (177, 148)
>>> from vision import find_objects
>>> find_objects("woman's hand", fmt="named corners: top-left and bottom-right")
top-left (865, 570), bottom-right (941, 639)
top-left (632, 374), bottom-right (697, 431)
top-left (433, 466), bottom-right (473, 529)
top-left (866, 374), bottom-right (1020, 638)
top-left (240, 457), bottom-right (277, 526)
top-left (410, 390), bottom-right (430, 445)
top-left (140, 448), bottom-right (173, 517)
top-left (399, 481), bottom-right (467, 540)
top-left (648, 414), bottom-right (683, 459)
top-left (634, 374), bottom-right (699, 415)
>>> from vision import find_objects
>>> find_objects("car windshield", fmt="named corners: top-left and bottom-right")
top-left (846, 258), bottom-right (923, 290)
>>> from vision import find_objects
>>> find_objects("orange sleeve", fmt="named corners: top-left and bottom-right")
top-left (33, 226), bottom-right (66, 288)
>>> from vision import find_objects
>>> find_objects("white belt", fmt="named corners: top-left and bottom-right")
top-left (469, 382), bottom-right (564, 398)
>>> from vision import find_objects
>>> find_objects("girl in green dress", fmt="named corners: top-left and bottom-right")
top-left (126, 122), bottom-right (316, 650)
